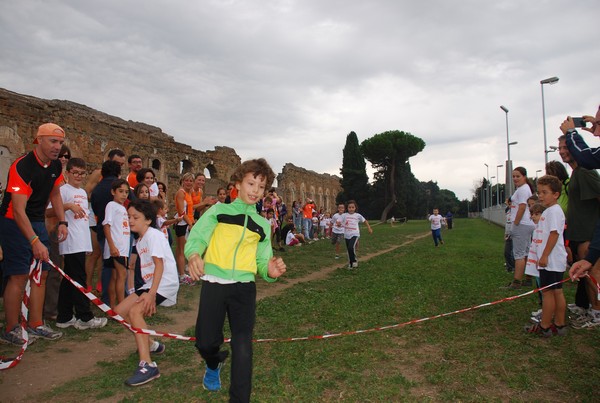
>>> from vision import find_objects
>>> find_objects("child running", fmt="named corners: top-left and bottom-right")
top-left (428, 208), bottom-right (445, 247)
top-left (116, 199), bottom-right (179, 386)
top-left (523, 175), bottom-right (568, 337)
top-left (343, 200), bottom-right (372, 269)
top-left (103, 179), bottom-right (131, 306)
top-left (185, 158), bottom-right (286, 401)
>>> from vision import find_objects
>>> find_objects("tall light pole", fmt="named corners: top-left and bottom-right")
top-left (500, 105), bottom-right (513, 197)
top-left (541, 76), bottom-right (559, 164)
top-left (484, 163), bottom-right (490, 218)
top-left (496, 164), bottom-right (503, 206)
top-left (490, 176), bottom-right (496, 206)
top-left (507, 141), bottom-right (518, 196)
top-left (536, 169), bottom-right (542, 180)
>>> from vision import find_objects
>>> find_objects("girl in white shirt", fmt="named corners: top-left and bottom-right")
top-left (115, 199), bottom-right (179, 386)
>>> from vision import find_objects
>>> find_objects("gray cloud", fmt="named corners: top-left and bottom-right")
top-left (1, 0), bottom-right (598, 199)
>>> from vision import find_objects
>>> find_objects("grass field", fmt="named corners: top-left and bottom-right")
top-left (3, 218), bottom-right (600, 401)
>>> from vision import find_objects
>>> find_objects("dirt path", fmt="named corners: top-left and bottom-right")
top-left (1, 232), bottom-right (429, 401)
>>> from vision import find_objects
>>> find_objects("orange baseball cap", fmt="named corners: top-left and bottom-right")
top-left (33, 123), bottom-right (65, 144)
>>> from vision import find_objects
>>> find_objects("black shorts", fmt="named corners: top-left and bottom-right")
top-left (331, 232), bottom-right (344, 245)
top-left (135, 288), bottom-right (167, 305)
top-left (174, 224), bottom-right (188, 238)
top-left (112, 256), bottom-right (128, 267)
top-left (539, 270), bottom-right (564, 290)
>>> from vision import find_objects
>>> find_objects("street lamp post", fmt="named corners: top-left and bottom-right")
top-left (536, 169), bottom-right (542, 180)
top-left (496, 164), bottom-right (503, 206)
top-left (484, 163), bottom-right (490, 219)
top-left (500, 105), bottom-right (513, 196)
top-left (507, 141), bottom-right (518, 197)
top-left (490, 176), bottom-right (496, 206)
top-left (541, 76), bottom-right (559, 164)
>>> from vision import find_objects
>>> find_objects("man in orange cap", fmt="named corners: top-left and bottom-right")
top-left (0, 123), bottom-right (69, 344)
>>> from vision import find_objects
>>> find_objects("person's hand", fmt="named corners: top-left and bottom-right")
top-left (32, 240), bottom-right (49, 261)
top-left (137, 291), bottom-right (156, 316)
top-left (267, 257), bottom-right (286, 278)
top-left (560, 116), bottom-right (575, 134)
top-left (538, 255), bottom-right (548, 268)
top-left (188, 254), bottom-right (205, 281)
top-left (368, 227), bottom-right (373, 234)
top-left (70, 203), bottom-right (87, 219)
top-left (581, 114), bottom-right (599, 136)
top-left (57, 225), bottom-right (69, 243)
top-left (569, 260), bottom-right (592, 281)
top-left (110, 245), bottom-right (119, 257)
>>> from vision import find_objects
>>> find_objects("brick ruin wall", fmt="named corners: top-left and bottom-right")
top-left (0, 88), bottom-right (341, 213)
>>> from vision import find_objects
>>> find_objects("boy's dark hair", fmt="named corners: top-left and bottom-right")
top-left (230, 158), bottom-right (275, 189)
top-left (108, 149), bottom-right (125, 160)
top-left (128, 199), bottom-right (158, 229)
top-left (264, 196), bottom-right (273, 203)
top-left (66, 157), bottom-right (86, 171)
top-left (111, 178), bottom-right (129, 192)
top-left (545, 161), bottom-right (569, 182)
top-left (128, 154), bottom-right (142, 164)
top-left (529, 203), bottom-right (546, 215)
top-left (266, 208), bottom-right (274, 214)
top-left (133, 183), bottom-right (149, 198)
top-left (136, 167), bottom-right (155, 183)
top-left (347, 200), bottom-right (357, 209)
top-left (152, 199), bottom-right (165, 210)
top-left (528, 194), bottom-right (539, 202)
top-left (537, 175), bottom-right (562, 195)
top-left (101, 160), bottom-right (122, 178)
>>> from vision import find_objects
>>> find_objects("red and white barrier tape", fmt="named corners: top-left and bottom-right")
top-left (0, 260), bottom-right (42, 370)
top-left (2, 258), bottom-right (599, 370)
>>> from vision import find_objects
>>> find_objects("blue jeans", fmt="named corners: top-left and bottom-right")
top-left (302, 218), bottom-right (312, 239)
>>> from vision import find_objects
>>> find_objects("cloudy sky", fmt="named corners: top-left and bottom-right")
top-left (2, 0), bottom-right (598, 199)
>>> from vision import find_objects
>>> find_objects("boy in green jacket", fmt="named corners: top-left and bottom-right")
top-left (185, 158), bottom-right (286, 402)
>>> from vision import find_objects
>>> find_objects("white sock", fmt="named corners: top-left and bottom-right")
top-left (150, 341), bottom-right (159, 351)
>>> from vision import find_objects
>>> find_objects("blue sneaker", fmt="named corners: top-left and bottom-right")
top-left (150, 341), bottom-right (166, 355)
top-left (203, 362), bottom-right (223, 391)
top-left (125, 361), bottom-right (160, 386)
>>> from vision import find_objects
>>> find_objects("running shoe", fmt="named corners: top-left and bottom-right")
top-left (56, 317), bottom-right (77, 329)
top-left (74, 317), bottom-right (108, 330)
top-left (125, 361), bottom-right (160, 386)
top-left (27, 323), bottom-right (62, 340)
top-left (203, 362), bottom-right (223, 391)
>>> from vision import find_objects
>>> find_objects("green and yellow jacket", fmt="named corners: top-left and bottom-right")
top-left (184, 198), bottom-right (275, 283)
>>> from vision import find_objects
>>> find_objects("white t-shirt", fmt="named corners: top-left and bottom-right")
top-left (343, 212), bottom-right (366, 239)
top-left (510, 184), bottom-right (533, 226)
top-left (285, 231), bottom-right (296, 245)
top-left (428, 214), bottom-right (444, 230)
top-left (331, 213), bottom-right (345, 235)
top-left (320, 217), bottom-right (331, 228)
top-left (135, 227), bottom-right (179, 306)
top-left (525, 223), bottom-right (542, 277)
top-left (537, 204), bottom-right (567, 273)
top-left (59, 184), bottom-right (92, 255)
top-left (156, 216), bottom-right (169, 239)
top-left (102, 201), bottom-right (130, 259)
